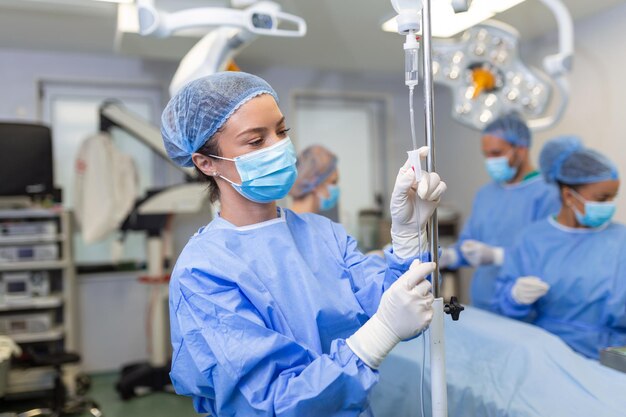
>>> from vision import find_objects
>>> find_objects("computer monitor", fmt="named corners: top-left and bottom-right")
top-left (0, 123), bottom-right (55, 198)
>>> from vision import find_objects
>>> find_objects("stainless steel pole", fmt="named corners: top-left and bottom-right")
top-left (421, 0), bottom-right (440, 297)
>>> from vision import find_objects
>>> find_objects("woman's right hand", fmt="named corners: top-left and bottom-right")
top-left (346, 261), bottom-right (435, 369)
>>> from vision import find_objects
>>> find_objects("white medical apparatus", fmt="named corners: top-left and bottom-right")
top-left (432, 0), bottom-right (573, 130)
top-left (0, 221), bottom-right (57, 239)
top-left (0, 271), bottom-right (51, 302)
top-left (0, 312), bottom-right (54, 335)
top-left (0, 244), bottom-right (58, 264)
top-left (136, 0), bottom-right (306, 95)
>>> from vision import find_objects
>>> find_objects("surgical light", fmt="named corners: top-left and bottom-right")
top-left (392, 0), bottom-right (573, 131)
top-left (432, 21), bottom-right (551, 130)
top-left (382, 0), bottom-right (527, 39)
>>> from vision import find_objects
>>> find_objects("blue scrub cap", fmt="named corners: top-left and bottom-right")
top-left (161, 72), bottom-right (279, 167)
top-left (290, 145), bottom-right (338, 199)
top-left (539, 135), bottom-right (619, 185)
top-left (482, 112), bottom-right (531, 148)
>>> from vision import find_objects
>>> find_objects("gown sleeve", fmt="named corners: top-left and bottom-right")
top-left (170, 270), bottom-right (379, 417)
top-left (606, 241), bottom-right (626, 336)
top-left (329, 221), bottom-right (425, 318)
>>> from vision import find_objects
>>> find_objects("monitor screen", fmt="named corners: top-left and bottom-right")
top-left (0, 123), bottom-right (54, 197)
top-left (7, 281), bottom-right (27, 293)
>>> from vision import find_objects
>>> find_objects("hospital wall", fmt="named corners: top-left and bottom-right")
top-left (0, 48), bottom-right (175, 120)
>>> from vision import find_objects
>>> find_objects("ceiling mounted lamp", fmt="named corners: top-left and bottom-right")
top-left (432, 21), bottom-right (552, 129)
top-left (382, 0), bottom-right (526, 39)
top-left (383, 0), bottom-right (574, 131)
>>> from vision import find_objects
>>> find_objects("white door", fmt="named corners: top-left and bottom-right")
top-left (294, 95), bottom-right (388, 240)
top-left (41, 82), bottom-right (163, 265)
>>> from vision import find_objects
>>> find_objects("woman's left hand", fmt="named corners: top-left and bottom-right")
top-left (390, 147), bottom-right (447, 258)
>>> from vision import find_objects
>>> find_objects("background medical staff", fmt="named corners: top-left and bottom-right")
top-left (290, 145), bottom-right (340, 215)
top-left (439, 113), bottom-right (560, 310)
top-left (161, 72), bottom-right (447, 416)
top-left (492, 136), bottom-right (626, 359)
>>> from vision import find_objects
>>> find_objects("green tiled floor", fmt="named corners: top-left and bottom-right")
top-left (88, 373), bottom-right (203, 417)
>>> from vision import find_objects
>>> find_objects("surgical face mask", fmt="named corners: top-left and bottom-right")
top-left (485, 155), bottom-right (517, 183)
top-left (318, 184), bottom-right (340, 212)
top-left (569, 189), bottom-right (616, 228)
top-left (210, 137), bottom-right (298, 203)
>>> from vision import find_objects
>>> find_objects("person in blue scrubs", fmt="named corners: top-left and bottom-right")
top-left (290, 145), bottom-right (340, 215)
top-left (160, 72), bottom-right (447, 416)
top-left (492, 136), bottom-right (625, 359)
top-left (439, 113), bottom-right (560, 310)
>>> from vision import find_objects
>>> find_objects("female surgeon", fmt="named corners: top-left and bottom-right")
top-left (492, 136), bottom-right (626, 359)
top-left (160, 72), bottom-right (447, 416)
top-left (290, 145), bottom-right (340, 215)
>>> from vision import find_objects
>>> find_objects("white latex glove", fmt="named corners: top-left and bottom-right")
top-left (391, 147), bottom-right (447, 259)
top-left (438, 247), bottom-right (459, 269)
top-left (460, 239), bottom-right (504, 267)
top-left (511, 276), bottom-right (550, 305)
top-left (347, 261), bottom-right (435, 369)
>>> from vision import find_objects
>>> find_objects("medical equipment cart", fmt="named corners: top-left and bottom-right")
top-left (0, 209), bottom-right (79, 399)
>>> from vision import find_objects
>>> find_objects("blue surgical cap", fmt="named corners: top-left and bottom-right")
top-left (290, 145), bottom-right (338, 199)
top-left (161, 72), bottom-right (279, 167)
top-left (482, 113), bottom-right (531, 148)
top-left (539, 135), bottom-right (619, 185)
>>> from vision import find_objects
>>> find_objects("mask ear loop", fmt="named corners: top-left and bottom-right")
top-left (566, 187), bottom-right (587, 226)
top-left (507, 147), bottom-right (523, 174)
top-left (209, 154), bottom-right (236, 162)
top-left (208, 156), bottom-right (243, 187)
top-left (568, 188), bottom-right (587, 205)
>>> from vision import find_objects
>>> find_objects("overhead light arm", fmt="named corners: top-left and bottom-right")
top-left (136, 0), bottom-right (306, 39)
top-left (99, 101), bottom-right (196, 179)
top-left (135, 0), bottom-right (306, 95)
top-left (527, 0), bottom-right (574, 131)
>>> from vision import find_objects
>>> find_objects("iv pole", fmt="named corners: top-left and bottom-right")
top-left (389, 1), bottom-right (465, 416)
top-left (421, 1), bottom-right (447, 415)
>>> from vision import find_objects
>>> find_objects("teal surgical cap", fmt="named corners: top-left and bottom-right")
top-left (483, 112), bottom-right (531, 148)
top-left (539, 135), bottom-right (619, 185)
top-left (161, 72), bottom-right (279, 167)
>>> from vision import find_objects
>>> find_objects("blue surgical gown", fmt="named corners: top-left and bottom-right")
top-left (169, 208), bottom-right (418, 416)
top-left (449, 175), bottom-right (560, 310)
top-left (492, 217), bottom-right (626, 359)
